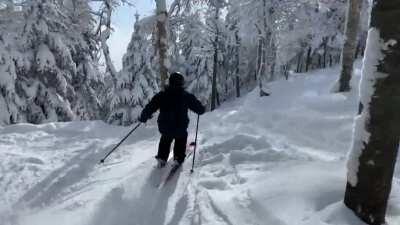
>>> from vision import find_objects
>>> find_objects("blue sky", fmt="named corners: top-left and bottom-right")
top-left (109, 1), bottom-right (156, 70)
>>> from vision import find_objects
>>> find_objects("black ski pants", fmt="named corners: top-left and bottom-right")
top-left (156, 134), bottom-right (187, 163)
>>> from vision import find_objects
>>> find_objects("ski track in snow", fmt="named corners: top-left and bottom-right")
top-left (1, 62), bottom-right (400, 225)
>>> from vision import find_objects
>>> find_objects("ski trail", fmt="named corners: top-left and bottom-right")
top-left (165, 194), bottom-right (189, 225)
top-left (88, 158), bottom-right (200, 225)
top-left (189, 172), bottom-right (288, 225)
top-left (147, 167), bottom-right (184, 225)
top-left (15, 141), bottom-right (112, 208)
top-left (89, 160), bottom-right (187, 225)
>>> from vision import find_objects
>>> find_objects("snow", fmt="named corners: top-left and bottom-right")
top-left (1, 63), bottom-right (399, 225)
top-left (36, 44), bottom-right (57, 72)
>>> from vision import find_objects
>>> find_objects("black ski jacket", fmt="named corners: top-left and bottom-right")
top-left (139, 86), bottom-right (205, 136)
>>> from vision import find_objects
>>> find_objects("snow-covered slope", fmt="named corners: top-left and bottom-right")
top-left (1, 63), bottom-right (399, 225)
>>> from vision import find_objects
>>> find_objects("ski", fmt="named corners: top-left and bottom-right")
top-left (164, 164), bottom-right (182, 182)
top-left (158, 163), bottom-right (182, 188)
top-left (148, 158), bottom-right (174, 187)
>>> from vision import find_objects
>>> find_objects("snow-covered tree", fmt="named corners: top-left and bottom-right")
top-left (0, 0), bottom-right (105, 125)
top-left (0, 34), bottom-right (20, 124)
top-left (175, 10), bottom-right (212, 105)
top-left (207, 0), bottom-right (226, 110)
top-left (107, 13), bottom-right (158, 125)
top-left (20, 0), bottom-right (103, 123)
top-left (344, 0), bottom-right (400, 224)
top-left (224, 2), bottom-right (241, 98)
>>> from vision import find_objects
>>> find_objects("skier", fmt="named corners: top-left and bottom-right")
top-left (138, 72), bottom-right (205, 168)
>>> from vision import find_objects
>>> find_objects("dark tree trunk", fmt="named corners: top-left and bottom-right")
top-left (270, 62), bottom-right (275, 81)
top-left (318, 54), bottom-right (322, 68)
top-left (235, 75), bottom-right (240, 98)
top-left (283, 64), bottom-right (289, 80)
top-left (322, 37), bottom-right (328, 68)
top-left (305, 47), bottom-right (312, 72)
top-left (299, 56), bottom-right (304, 73)
top-left (344, 1), bottom-right (400, 224)
top-left (210, 6), bottom-right (220, 111)
top-left (235, 30), bottom-right (241, 98)
top-left (211, 42), bottom-right (218, 111)
top-left (296, 52), bottom-right (303, 73)
top-left (336, 0), bottom-right (362, 92)
top-left (354, 39), bottom-right (361, 58)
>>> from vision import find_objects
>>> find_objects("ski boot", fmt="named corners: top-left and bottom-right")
top-left (156, 158), bottom-right (167, 168)
top-left (171, 159), bottom-right (182, 168)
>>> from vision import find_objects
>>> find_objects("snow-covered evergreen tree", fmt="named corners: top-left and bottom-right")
top-left (0, 33), bottom-right (20, 124)
top-left (107, 13), bottom-right (158, 125)
top-left (0, 0), bottom-right (104, 125)
top-left (19, 0), bottom-right (103, 123)
top-left (224, 0), bottom-right (241, 98)
top-left (177, 10), bottom-right (212, 105)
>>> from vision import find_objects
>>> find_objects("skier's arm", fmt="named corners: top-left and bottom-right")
top-left (139, 93), bottom-right (162, 122)
top-left (188, 94), bottom-right (205, 115)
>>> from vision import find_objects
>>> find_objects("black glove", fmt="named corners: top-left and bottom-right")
top-left (138, 115), bottom-right (147, 123)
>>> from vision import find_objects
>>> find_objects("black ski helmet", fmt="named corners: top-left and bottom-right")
top-left (169, 72), bottom-right (185, 87)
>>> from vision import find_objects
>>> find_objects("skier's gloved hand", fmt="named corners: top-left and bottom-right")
top-left (138, 115), bottom-right (147, 123)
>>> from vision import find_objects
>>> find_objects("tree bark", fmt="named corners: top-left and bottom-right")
top-left (336, 0), bottom-right (362, 92)
top-left (305, 46), bottom-right (312, 72)
top-left (100, 0), bottom-right (118, 85)
top-left (210, 5), bottom-right (220, 111)
top-left (155, 0), bottom-right (169, 89)
top-left (322, 37), bottom-right (328, 68)
top-left (354, 39), bottom-right (361, 58)
top-left (296, 52), bottom-right (303, 73)
top-left (344, 1), bottom-right (400, 224)
top-left (235, 29), bottom-right (241, 98)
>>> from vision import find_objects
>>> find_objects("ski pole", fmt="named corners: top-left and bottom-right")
top-left (191, 114), bottom-right (200, 173)
top-left (99, 122), bottom-right (141, 164)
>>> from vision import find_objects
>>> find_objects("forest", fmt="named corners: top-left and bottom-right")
top-left (0, 0), bottom-right (370, 125)
top-left (0, 0), bottom-right (399, 225)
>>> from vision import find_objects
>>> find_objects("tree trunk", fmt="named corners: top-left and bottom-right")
top-left (336, 0), bottom-right (362, 92)
top-left (256, 33), bottom-right (263, 77)
top-left (318, 54), bottom-right (322, 68)
top-left (210, 6), bottom-right (220, 111)
top-left (268, 37), bottom-right (277, 81)
top-left (235, 75), bottom-right (240, 98)
top-left (210, 43), bottom-right (218, 111)
top-left (322, 37), bottom-right (328, 68)
top-left (255, 23), bottom-right (266, 96)
top-left (354, 39), bottom-right (361, 58)
top-left (296, 52), bottom-right (303, 73)
top-left (344, 1), bottom-right (400, 224)
top-left (100, 0), bottom-right (118, 84)
top-left (257, 0), bottom-right (270, 96)
top-left (305, 46), bottom-right (312, 72)
top-left (155, 0), bottom-right (169, 89)
top-left (235, 30), bottom-right (241, 98)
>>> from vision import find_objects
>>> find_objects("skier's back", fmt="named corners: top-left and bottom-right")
top-left (139, 72), bottom-right (205, 167)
